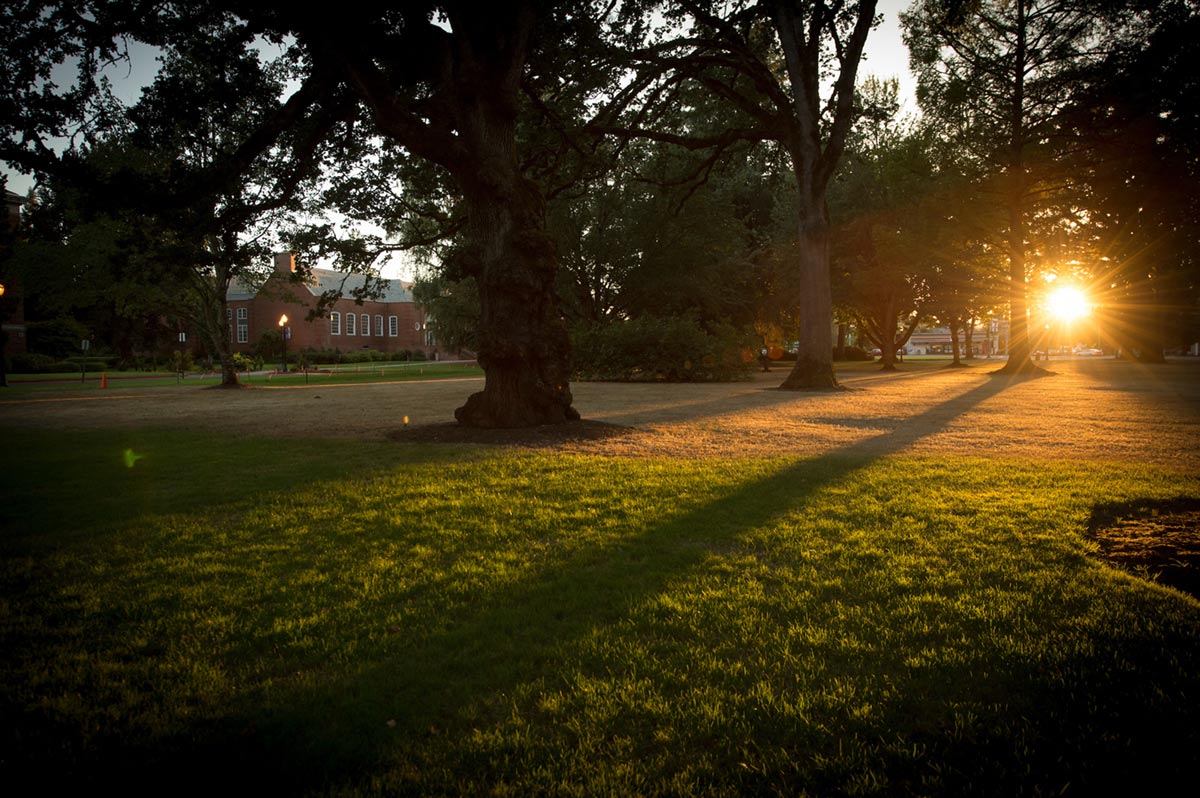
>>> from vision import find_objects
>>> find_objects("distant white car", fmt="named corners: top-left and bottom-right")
top-left (1074, 348), bottom-right (1103, 356)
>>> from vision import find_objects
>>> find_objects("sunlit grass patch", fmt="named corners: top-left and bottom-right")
top-left (1, 429), bottom-right (1198, 795)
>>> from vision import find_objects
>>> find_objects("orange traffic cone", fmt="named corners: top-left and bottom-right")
top-left (100, 372), bottom-right (108, 389)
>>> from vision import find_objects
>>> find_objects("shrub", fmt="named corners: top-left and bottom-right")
top-left (572, 315), bottom-right (751, 382)
top-left (9, 352), bottom-right (59, 373)
top-left (25, 318), bottom-right (91, 359)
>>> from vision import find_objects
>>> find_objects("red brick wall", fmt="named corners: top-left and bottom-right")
top-left (227, 274), bottom-right (434, 356)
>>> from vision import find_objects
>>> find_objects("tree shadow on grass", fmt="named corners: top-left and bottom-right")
top-left (190, 379), bottom-right (1018, 788)
top-left (19, 374), bottom-right (1199, 794)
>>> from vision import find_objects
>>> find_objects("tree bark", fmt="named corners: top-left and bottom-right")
top-left (949, 319), bottom-right (963, 366)
top-left (991, 0), bottom-right (1048, 377)
top-left (779, 199), bottom-right (839, 389)
top-left (449, 36), bottom-right (577, 427)
top-left (454, 173), bottom-right (577, 427)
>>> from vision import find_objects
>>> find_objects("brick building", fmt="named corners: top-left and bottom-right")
top-left (226, 253), bottom-right (437, 356)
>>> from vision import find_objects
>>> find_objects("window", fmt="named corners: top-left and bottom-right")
top-left (346, 312), bottom-right (356, 336)
top-left (361, 313), bottom-right (370, 338)
top-left (236, 307), bottom-right (248, 344)
top-left (388, 315), bottom-right (398, 337)
top-left (330, 312), bottom-right (341, 336)
top-left (375, 315), bottom-right (383, 337)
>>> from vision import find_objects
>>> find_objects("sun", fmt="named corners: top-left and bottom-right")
top-left (1046, 285), bottom-right (1090, 321)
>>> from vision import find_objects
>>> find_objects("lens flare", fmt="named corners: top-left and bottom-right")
top-left (1046, 286), bottom-right (1089, 321)
top-left (123, 449), bottom-right (144, 468)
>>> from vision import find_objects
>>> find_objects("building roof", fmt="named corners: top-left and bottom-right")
top-left (310, 268), bottom-right (414, 303)
top-left (225, 267), bottom-right (414, 304)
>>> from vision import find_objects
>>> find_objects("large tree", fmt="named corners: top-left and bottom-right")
top-left (903, 0), bottom-right (1106, 373)
top-left (2, 1), bottom-right (603, 426)
top-left (1065, 0), bottom-right (1200, 360)
top-left (596, 0), bottom-right (878, 389)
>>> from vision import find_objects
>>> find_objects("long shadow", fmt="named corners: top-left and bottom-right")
top-left (27, 377), bottom-right (1017, 792)
top-left (588, 365), bottom-right (975, 430)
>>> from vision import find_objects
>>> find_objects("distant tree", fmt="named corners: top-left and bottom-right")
top-left (903, 0), bottom-right (1106, 373)
top-left (596, 0), bottom-right (879, 389)
top-left (1064, 0), bottom-right (1200, 360)
top-left (830, 105), bottom-right (938, 371)
top-left (549, 137), bottom-right (790, 332)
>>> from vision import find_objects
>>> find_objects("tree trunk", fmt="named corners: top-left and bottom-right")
top-left (992, 0), bottom-right (1047, 377)
top-left (949, 320), bottom-right (963, 366)
top-left (861, 299), bottom-right (901, 372)
top-left (452, 96), bottom-right (576, 427)
top-left (199, 290), bottom-right (240, 388)
top-left (779, 199), bottom-right (838, 389)
top-left (964, 314), bottom-right (976, 359)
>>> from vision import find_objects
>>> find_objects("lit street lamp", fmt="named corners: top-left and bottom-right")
top-left (278, 314), bottom-right (290, 373)
top-left (0, 282), bottom-right (7, 388)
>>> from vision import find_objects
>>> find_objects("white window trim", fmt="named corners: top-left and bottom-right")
top-left (346, 312), bottom-right (356, 336)
top-left (375, 315), bottom-right (383, 337)
top-left (361, 313), bottom-right (370, 338)
top-left (331, 311), bottom-right (341, 336)
top-left (388, 315), bottom-right (398, 337)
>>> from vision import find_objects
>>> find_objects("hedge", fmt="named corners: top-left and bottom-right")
top-left (571, 316), bottom-right (750, 382)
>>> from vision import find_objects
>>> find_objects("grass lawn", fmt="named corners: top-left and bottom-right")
top-left (2, 362), bottom-right (483, 393)
top-left (2, 425), bottom-right (1199, 795)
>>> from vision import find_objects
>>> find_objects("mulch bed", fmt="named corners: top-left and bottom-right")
top-left (1087, 498), bottom-right (1200, 600)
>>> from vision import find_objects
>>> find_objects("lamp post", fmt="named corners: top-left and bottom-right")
top-left (0, 283), bottom-right (7, 388)
top-left (278, 314), bottom-right (289, 373)
top-left (177, 331), bottom-right (186, 382)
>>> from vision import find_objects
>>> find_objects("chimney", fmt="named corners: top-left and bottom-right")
top-left (274, 252), bottom-right (297, 275)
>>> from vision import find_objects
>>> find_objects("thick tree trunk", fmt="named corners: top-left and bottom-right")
top-left (452, 99), bottom-right (576, 427)
top-left (779, 201), bottom-right (838, 390)
top-left (964, 314), bottom-right (976, 359)
top-left (949, 320), bottom-right (964, 366)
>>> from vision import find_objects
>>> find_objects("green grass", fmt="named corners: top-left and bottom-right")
top-left (0, 363), bottom-right (483, 393)
top-left (2, 428), bottom-right (1198, 795)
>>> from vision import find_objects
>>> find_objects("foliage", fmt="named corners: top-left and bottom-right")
top-left (1063, 0), bottom-right (1200, 359)
top-left (554, 139), bottom-right (794, 333)
top-left (597, 0), bottom-right (881, 389)
top-left (830, 85), bottom-right (939, 370)
top-left (410, 275), bottom-right (480, 356)
top-left (24, 316), bottom-right (91, 359)
top-left (571, 315), bottom-right (750, 382)
top-left (902, 0), bottom-right (1109, 367)
top-left (8, 352), bottom-right (60, 373)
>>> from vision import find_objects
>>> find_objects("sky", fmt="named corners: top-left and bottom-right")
top-left (3, 1), bottom-right (918, 278)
